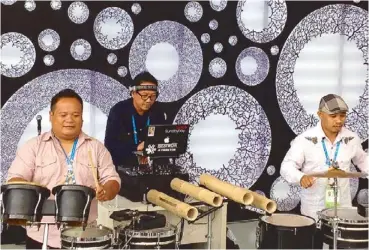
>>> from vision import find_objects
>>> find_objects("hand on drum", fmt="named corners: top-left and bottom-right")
top-left (300, 175), bottom-right (315, 188)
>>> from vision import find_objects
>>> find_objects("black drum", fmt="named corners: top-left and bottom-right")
top-left (52, 185), bottom-right (95, 225)
top-left (118, 225), bottom-right (177, 249)
top-left (318, 207), bottom-right (369, 249)
top-left (257, 213), bottom-right (316, 249)
top-left (1, 182), bottom-right (50, 224)
top-left (61, 225), bottom-right (113, 249)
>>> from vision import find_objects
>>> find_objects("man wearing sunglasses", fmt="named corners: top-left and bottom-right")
top-left (104, 71), bottom-right (167, 167)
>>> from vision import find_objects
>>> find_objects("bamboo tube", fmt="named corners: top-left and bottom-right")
top-left (170, 178), bottom-right (223, 207)
top-left (199, 174), bottom-right (253, 205)
top-left (250, 191), bottom-right (277, 214)
top-left (147, 189), bottom-right (198, 221)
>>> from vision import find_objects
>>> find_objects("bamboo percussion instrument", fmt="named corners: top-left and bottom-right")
top-left (199, 174), bottom-right (254, 205)
top-left (250, 191), bottom-right (277, 214)
top-left (147, 189), bottom-right (199, 221)
top-left (170, 178), bottom-right (223, 207)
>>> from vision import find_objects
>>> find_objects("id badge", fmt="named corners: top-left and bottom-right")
top-left (325, 185), bottom-right (340, 208)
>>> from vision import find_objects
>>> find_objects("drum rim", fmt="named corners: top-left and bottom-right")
top-left (120, 224), bottom-right (177, 238)
top-left (260, 213), bottom-right (316, 227)
top-left (318, 207), bottom-right (369, 224)
top-left (61, 225), bottom-right (113, 242)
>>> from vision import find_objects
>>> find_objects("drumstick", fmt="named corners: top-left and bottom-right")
top-left (88, 150), bottom-right (99, 187)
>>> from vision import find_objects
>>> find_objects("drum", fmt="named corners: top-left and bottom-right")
top-left (257, 213), bottom-right (316, 249)
top-left (52, 185), bottom-right (95, 225)
top-left (318, 207), bottom-right (369, 249)
top-left (1, 182), bottom-right (50, 225)
top-left (118, 225), bottom-right (177, 249)
top-left (61, 225), bottom-right (113, 249)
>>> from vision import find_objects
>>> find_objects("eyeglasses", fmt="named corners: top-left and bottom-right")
top-left (136, 92), bottom-right (158, 101)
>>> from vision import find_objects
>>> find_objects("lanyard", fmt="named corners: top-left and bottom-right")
top-left (321, 139), bottom-right (341, 166)
top-left (57, 138), bottom-right (78, 184)
top-left (131, 115), bottom-right (150, 145)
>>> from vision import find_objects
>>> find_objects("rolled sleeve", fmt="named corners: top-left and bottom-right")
top-left (96, 142), bottom-right (121, 188)
top-left (7, 138), bottom-right (37, 181)
top-left (280, 137), bottom-right (305, 184)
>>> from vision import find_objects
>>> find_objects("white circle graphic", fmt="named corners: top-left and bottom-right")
top-left (50, 0), bottom-right (62, 10)
top-left (236, 47), bottom-right (270, 86)
top-left (94, 7), bottom-right (134, 50)
top-left (236, 0), bottom-right (287, 43)
top-left (270, 45), bottom-right (279, 56)
top-left (117, 66), bottom-right (128, 77)
top-left (214, 43), bottom-right (223, 53)
top-left (129, 20), bottom-right (203, 102)
top-left (70, 39), bottom-right (91, 61)
top-left (145, 42), bottom-right (179, 81)
top-left (229, 36), bottom-right (238, 46)
top-left (107, 53), bottom-right (117, 65)
top-left (68, 1), bottom-right (89, 24)
top-left (131, 3), bottom-right (141, 15)
top-left (38, 29), bottom-right (60, 52)
top-left (276, 4), bottom-right (368, 140)
top-left (201, 33), bottom-right (210, 44)
top-left (1, 0), bottom-right (17, 5)
top-left (209, 58), bottom-right (227, 78)
top-left (1, 69), bottom-right (130, 183)
top-left (1, 32), bottom-right (36, 78)
top-left (210, 0), bottom-right (227, 12)
top-left (43, 55), bottom-right (55, 66)
top-left (174, 85), bottom-right (272, 187)
top-left (24, 0), bottom-right (36, 11)
top-left (270, 176), bottom-right (301, 211)
top-left (184, 1), bottom-right (203, 22)
top-left (209, 19), bottom-right (218, 30)
top-left (267, 165), bottom-right (276, 175)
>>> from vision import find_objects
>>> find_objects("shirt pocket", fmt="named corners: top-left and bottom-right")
top-left (77, 159), bottom-right (97, 188)
top-left (34, 156), bottom-right (57, 186)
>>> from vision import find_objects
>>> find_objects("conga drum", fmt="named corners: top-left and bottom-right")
top-left (1, 182), bottom-right (50, 225)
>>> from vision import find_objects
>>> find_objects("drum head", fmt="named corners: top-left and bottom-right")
top-left (261, 213), bottom-right (315, 227)
top-left (61, 226), bottom-right (112, 242)
top-left (320, 207), bottom-right (368, 223)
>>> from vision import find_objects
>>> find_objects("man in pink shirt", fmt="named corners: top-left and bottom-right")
top-left (6, 89), bottom-right (121, 249)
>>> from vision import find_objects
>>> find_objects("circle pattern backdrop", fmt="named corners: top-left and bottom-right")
top-left (276, 4), bottom-right (368, 140)
top-left (0, 69), bottom-right (130, 183)
top-left (129, 20), bottom-right (203, 102)
top-left (174, 85), bottom-right (272, 188)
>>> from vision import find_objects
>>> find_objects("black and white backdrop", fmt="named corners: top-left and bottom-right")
top-left (1, 0), bottom-right (368, 221)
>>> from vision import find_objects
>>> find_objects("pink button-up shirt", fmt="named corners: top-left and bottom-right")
top-left (7, 131), bottom-right (121, 248)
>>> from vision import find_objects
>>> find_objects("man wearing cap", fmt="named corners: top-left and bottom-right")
top-left (280, 94), bottom-right (368, 247)
top-left (104, 71), bottom-right (167, 167)
top-left (281, 94), bottom-right (368, 219)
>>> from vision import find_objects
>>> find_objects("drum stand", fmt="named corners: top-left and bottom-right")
top-left (330, 177), bottom-right (339, 250)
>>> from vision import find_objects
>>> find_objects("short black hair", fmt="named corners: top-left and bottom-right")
top-left (132, 71), bottom-right (158, 87)
top-left (50, 88), bottom-right (83, 111)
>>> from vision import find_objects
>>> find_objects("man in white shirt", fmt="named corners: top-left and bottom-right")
top-left (280, 94), bottom-right (368, 248)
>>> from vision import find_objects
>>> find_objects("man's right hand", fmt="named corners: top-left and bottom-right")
top-left (300, 175), bottom-right (315, 188)
top-left (137, 141), bottom-right (145, 151)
